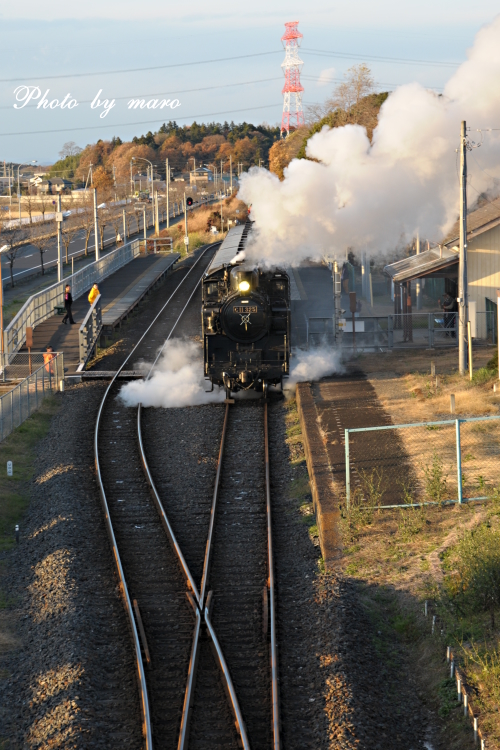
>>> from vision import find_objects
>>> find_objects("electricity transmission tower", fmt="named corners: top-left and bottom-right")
top-left (280, 21), bottom-right (304, 138)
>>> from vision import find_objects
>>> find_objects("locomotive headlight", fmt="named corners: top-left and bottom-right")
top-left (238, 280), bottom-right (251, 292)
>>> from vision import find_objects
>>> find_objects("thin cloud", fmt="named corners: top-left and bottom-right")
top-left (317, 67), bottom-right (336, 87)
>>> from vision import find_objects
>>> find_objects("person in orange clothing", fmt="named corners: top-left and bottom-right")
top-left (88, 283), bottom-right (100, 306)
top-left (43, 346), bottom-right (55, 376)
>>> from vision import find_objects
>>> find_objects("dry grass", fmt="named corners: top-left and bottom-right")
top-left (353, 350), bottom-right (500, 505)
top-left (339, 348), bottom-right (500, 746)
top-left (341, 500), bottom-right (487, 747)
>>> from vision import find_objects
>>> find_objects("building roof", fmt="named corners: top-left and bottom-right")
top-left (443, 195), bottom-right (500, 247)
top-left (385, 194), bottom-right (500, 283)
top-left (384, 246), bottom-right (458, 283)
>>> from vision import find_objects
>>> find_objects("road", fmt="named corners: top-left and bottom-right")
top-left (1, 212), bottom-right (164, 284)
top-left (1, 195), bottom-right (221, 285)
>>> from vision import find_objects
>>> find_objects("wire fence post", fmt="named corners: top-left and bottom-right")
top-left (387, 315), bottom-right (393, 348)
top-left (345, 429), bottom-right (350, 508)
top-left (428, 313), bottom-right (434, 348)
top-left (456, 418), bottom-right (463, 504)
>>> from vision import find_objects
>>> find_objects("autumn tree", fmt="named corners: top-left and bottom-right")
top-left (268, 129), bottom-right (307, 180)
top-left (91, 166), bottom-right (114, 192)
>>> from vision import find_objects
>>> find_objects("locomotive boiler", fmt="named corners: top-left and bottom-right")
top-left (202, 222), bottom-right (291, 396)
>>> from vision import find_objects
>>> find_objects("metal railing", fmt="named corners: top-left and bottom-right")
top-left (3, 239), bottom-right (140, 359)
top-left (79, 294), bottom-right (102, 366)
top-left (0, 352), bottom-right (64, 442)
top-left (342, 312), bottom-right (458, 349)
top-left (344, 415), bottom-right (500, 508)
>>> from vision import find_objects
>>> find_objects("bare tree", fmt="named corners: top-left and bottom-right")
top-left (59, 141), bottom-right (83, 159)
top-left (306, 64), bottom-right (376, 126)
top-left (61, 216), bottom-right (82, 265)
top-left (37, 192), bottom-right (51, 221)
top-left (107, 205), bottom-right (125, 244)
top-left (78, 197), bottom-right (96, 256)
top-left (2, 226), bottom-right (28, 287)
top-left (22, 193), bottom-right (37, 225)
top-left (28, 223), bottom-right (52, 275)
top-left (325, 64), bottom-right (375, 124)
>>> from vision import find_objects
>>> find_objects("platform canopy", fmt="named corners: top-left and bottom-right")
top-left (384, 246), bottom-right (458, 283)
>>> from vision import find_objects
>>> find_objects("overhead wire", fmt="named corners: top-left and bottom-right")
top-left (0, 47), bottom-right (462, 83)
top-left (0, 103), bottom-right (282, 137)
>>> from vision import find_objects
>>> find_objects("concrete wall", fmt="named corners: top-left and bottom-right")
top-left (467, 223), bottom-right (500, 339)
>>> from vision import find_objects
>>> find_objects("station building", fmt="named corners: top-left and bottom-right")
top-left (385, 196), bottom-right (500, 341)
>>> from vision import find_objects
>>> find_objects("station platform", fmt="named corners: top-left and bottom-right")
top-left (20, 253), bottom-right (179, 375)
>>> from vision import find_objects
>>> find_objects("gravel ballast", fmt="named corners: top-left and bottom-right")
top-left (0, 382), bottom-right (141, 749)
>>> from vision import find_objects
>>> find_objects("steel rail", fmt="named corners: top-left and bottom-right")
top-left (204, 599), bottom-right (251, 750)
top-left (94, 244), bottom-right (217, 750)
top-left (264, 402), bottom-right (281, 750)
top-left (135, 259), bottom-right (277, 750)
top-left (133, 245), bottom-right (252, 749)
top-left (136, 258), bottom-right (216, 602)
top-left (199, 402), bottom-right (230, 607)
top-left (177, 594), bottom-right (202, 750)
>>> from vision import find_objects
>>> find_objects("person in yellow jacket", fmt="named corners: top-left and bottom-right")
top-left (88, 283), bottom-right (100, 305)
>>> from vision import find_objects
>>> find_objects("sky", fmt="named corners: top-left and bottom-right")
top-left (0, 1), bottom-right (499, 164)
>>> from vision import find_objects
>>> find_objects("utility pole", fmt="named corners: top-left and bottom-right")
top-left (166, 158), bottom-right (170, 229)
top-left (130, 161), bottom-right (133, 197)
top-left (184, 191), bottom-right (189, 253)
top-left (458, 120), bottom-right (468, 375)
top-left (220, 160), bottom-right (223, 195)
top-left (123, 209), bottom-right (127, 243)
top-left (415, 233), bottom-right (422, 310)
top-left (56, 194), bottom-right (63, 281)
top-left (155, 190), bottom-right (159, 235)
top-left (93, 187), bottom-right (100, 261)
top-left (230, 155), bottom-right (233, 195)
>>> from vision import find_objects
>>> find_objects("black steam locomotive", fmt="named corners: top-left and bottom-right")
top-left (202, 222), bottom-right (291, 395)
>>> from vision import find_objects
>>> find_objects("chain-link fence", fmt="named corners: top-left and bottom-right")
top-left (339, 310), bottom-right (497, 351)
top-left (0, 353), bottom-right (64, 442)
top-left (0, 352), bottom-right (48, 381)
top-left (344, 416), bottom-right (500, 508)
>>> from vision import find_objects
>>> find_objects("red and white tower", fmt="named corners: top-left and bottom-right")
top-left (280, 21), bottom-right (304, 138)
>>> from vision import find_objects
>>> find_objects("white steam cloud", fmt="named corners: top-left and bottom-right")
top-left (285, 346), bottom-right (344, 393)
top-left (118, 339), bottom-right (225, 408)
top-left (239, 16), bottom-right (500, 265)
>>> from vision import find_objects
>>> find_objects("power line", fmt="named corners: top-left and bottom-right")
top-left (302, 48), bottom-right (460, 68)
top-left (0, 52), bottom-right (281, 83)
top-left (0, 77), bottom-right (284, 111)
top-left (1, 74), bottom-right (446, 113)
top-left (0, 47), bottom-right (462, 84)
top-left (0, 103), bottom-right (281, 138)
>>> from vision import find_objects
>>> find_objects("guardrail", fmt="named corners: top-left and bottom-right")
top-left (345, 415), bottom-right (500, 508)
top-left (3, 239), bottom-right (140, 359)
top-left (79, 294), bottom-right (102, 367)
top-left (0, 352), bottom-right (64, 442)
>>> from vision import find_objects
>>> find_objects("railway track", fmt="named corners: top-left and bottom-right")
top-left (94, 243), bottom-right (281, 749)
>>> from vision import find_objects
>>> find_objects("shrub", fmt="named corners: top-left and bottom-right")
top-left (449, 524), bottom-right (500, 629)
top-left (424, 453), bottom-right (448, 504)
